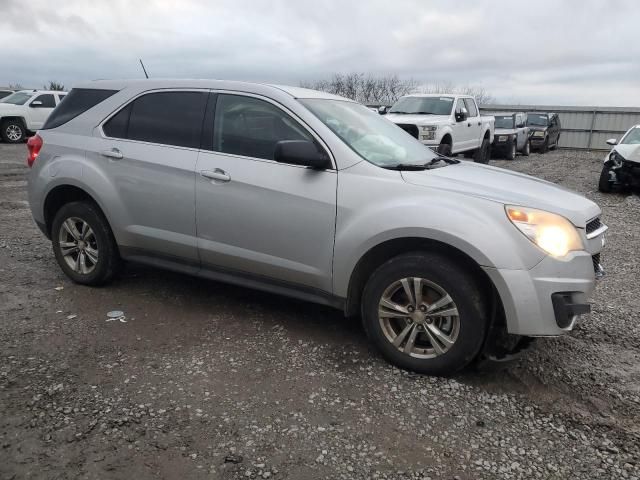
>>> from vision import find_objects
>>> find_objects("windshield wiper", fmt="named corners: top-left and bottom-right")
top-left (383, 156), bottom-right (459, 171)
top-left (388, 111), bottom-right (409, 114)
top-left (412, 111), bottom-right (437, 115)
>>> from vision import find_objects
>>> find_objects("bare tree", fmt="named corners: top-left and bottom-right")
top-left (301, 73), bottom-right (417, 105)
top-left (8, 83), bottom-right (23, 89)
top-left (414, 83), bottom-right (494, 105)
top-left (44, 81), bottom-right (65, 91)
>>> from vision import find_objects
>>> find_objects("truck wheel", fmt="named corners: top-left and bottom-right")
top-left (438, 142), bottom-right (452, 157)
top-left (473, 137), bottom-right (491, 164)
top-left (506, 142), bottom-right (516, 160)
top-left (540, 137), bottom-right (549, 153)
top-left (361, 252), bottom-right (488, 375)
top-left (1, 119), bottom-right (26, 143)
top-left (598, 165), bottom-right (614, 193)
top-left (51, 201), bottom-right (122, 285)
top-left (522, 140), bottom-right (530, 157)
top-left (550, 134), bottom-right (559, 150)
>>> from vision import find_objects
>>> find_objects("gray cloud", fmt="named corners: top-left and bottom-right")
top-left (1, 0), bottom-right (638, 106)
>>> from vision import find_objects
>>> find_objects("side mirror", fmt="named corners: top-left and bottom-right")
top-left (455, 108), bottom-right (468, 122)
top-left (274, 140), bottom-right (331, 170)
top-left (30, 101), bottom-right (43, 108)
top-left (606, 138), bottom-right (618, 146)
top-left (378, 106), bottom-right (388, 115)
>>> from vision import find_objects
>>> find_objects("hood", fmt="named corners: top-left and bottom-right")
top-left (495, 128), bottom-right (517, 135)
top-left (613, 144), bottom-right (640, 163)
top-left (401, 161), bottom-right (600, 227)
top-left (385, 113), bottom-right (452, 126)
top-left (528, 125), bottom-right (548, 133)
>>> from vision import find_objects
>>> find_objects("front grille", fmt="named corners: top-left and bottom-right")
top-left (396, 123), bottom-right (419, 139)
top-left (586, 217), bottom-right (601, 235)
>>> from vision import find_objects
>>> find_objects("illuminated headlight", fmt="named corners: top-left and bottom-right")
top-left (498, 135), bottom-right (508, 142)
top-left (506, 206), bottom-right (584, 257)
top-left (532, 131), bottom-right (545, 137)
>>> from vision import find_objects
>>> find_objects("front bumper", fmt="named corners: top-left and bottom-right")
top-left (492, 136), bottom-right (515, 151)
top-left (483, 244), bottom-right (604, 336)
top-left (529, 134), bottom-right (547, 146)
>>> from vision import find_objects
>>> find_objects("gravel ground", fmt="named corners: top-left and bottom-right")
top-left (1, 144), bottom-right (639, 480)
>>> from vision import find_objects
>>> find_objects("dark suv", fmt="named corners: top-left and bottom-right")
top-left (527, 112), bottom-right (561, 153)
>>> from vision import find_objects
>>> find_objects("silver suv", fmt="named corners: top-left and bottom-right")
top-left (27, 80), bottom-right (607, 375)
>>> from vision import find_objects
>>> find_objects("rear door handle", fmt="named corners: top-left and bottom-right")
top-left (100, 148), bottom-right (123, 160)
top-left (200, 169), bottom-right (230, 183)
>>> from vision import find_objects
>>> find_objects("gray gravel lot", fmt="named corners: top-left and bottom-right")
top-left (1, 144), bottom-right (639, 480)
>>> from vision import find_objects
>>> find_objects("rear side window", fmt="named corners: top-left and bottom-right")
top-left (103, 91), bottom-right (207, 149)
top-left (43, 88), bottom-right (118, 129)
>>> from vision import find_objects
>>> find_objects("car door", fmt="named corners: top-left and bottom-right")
top-left (28, 93), bottom-right (56, 129)
top-left (452, 99), bottom-right (472, 152)
top-left (551, 114), bottom-right (561, 145)
top-left (463, 98), bottom-right (482, 149)
top-left (515, 113), bottom-right (527, 149)
top-left (94, 90), bottom-right (208, 263)
top-left (195, 92), bottom-right (337, 292)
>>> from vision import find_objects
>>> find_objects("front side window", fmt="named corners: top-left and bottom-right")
top-left (463, 98), bottom-right (478, 117)
top-left (212, 94), bottom-right (314, 161)
top-left (32, 94), bottom-right (56, 108)
top-left (301, 99), bottom-right (438, 168)
top-left (103, 91), bottom-right (207, 148)
top-left (0, 91), bottom-right (33, 105)
top-left (621, 127), bottom-right (640, 145)
top-left (389, 96), bottom-right (454, 115)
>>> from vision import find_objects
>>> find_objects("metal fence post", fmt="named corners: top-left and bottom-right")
top-left (588, 110), bottom-right (597, 150)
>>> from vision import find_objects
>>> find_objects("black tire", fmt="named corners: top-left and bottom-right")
top-left (540, 137), bottom-right (549, 153)
top-left (473, 136), bottom-right (491, 164)
top-left (438, 142), bottom-right (452, 157)
top-left (1, 119), bottom-right (26, 143)
top-left (361, 252), bottom-right (489, 375)
top-left (550, 134), bottom-right (559, 150)
top-left (51, 201), bottom-right (121, 285)
top-left (506, 142), bottom-right (516, 160)
top-left (522, 139), bottom-right (530, 157)
top-left (598, 165), bottom-right (613, 193)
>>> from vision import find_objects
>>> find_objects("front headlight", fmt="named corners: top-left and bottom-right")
top-left (532, 131), bottom-right (545, 137)
top-left (506, 206), bottom-right (584, 257)
top-left (421, 125), bottom-right (437, 132)
top-left (498, 135), bottom-right (508, 142)
top-left (609, 150), bottom-right (624, 165)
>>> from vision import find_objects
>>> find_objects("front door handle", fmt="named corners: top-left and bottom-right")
top-left (200, 169), bottom-right (231, 183)
top-left (100, 148), bottom-right (123, 160)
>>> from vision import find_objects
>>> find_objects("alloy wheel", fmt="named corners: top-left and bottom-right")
top-left (378, 277), bottom-right (460, 358)
top-left (6, 124), bottom-right (23, 141)
top-left (58, 217), bottom-right (99, 274)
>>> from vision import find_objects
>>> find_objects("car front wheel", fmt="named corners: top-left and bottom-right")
top-left (522, 139), bottom-right (530, 156)
top-left (598, 165), bottom-right (614, 193)
top-left (361, 252), bottom-right (488, 375)
top-left (51, 201), bottom-right (121, 285)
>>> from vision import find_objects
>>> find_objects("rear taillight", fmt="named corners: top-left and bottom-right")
top-left (27, 134), bottom-right (43, 168)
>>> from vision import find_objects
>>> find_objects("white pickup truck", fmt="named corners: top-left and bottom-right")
top-left (384, 94), bottom-right (494, 163)
top-left (0, 90), bottom-right (67, 143)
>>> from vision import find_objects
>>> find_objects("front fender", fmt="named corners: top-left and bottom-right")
top-left (332, 162), bottom-right (545, 297)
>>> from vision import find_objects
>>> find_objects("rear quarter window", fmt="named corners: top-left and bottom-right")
top-left (42, 88), bottom-right (118, 130)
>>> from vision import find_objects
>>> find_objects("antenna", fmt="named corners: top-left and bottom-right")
top-left (139, 59), bottom-right (149, 79)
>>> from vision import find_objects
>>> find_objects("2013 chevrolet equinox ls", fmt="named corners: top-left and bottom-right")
top-left (26, 80), bottom-right (607, 375)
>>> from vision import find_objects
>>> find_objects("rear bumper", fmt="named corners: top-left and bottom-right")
top-left (483, 251), bottom-right (601, 336)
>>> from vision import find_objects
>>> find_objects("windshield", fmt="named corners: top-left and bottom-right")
top-left (0, 91), bottom-right (33, 105)
top-left (495, 115), bottom-right (515, 129)
top-left (621, 127), bottom-right (640, 145)
top-left (389, 96), bottom-right (454, 115)
top-left (300, 99), bottom-right (438, 168)
top-left (527, 113), bottom-right (549, 127)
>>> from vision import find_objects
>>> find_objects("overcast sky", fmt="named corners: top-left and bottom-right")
top-left (1, 0), bottom-right (638, 106)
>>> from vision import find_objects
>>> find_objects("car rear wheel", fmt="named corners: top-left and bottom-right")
top-left (598, 165), bottom-right (614, 193)
top-left (522, 139), bottom-right (530, 156)
top-left (473, 137), bottom-right (491, 164)
top-left (361, 252), bottom-right (488, 375)
top-left (1, 120), bottom-right (26, 143)
top-left (51, 201), bottom-right (121, 285)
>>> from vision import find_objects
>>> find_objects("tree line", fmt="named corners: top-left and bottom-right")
top-left (300, 73), bottom-right (494, 106)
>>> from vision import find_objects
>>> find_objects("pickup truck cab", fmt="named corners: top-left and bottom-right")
top-left (384, 94), bottom-right (494, 163)
top-left (492, 112), bottom-right (530, 160)
top-left (0, 90), bottom-right (67, 143)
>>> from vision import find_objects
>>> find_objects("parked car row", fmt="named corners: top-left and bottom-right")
top-left (378, 97), bottom-right (562, 162)
top-left (0, 89), bottom-right (67, 143)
